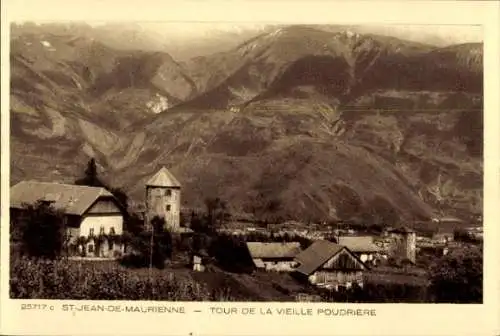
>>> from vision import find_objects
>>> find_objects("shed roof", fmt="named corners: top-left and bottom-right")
top-left (146, 167), bottom-right (181, 188)
top-left (337, 236), bottom-right (380, 253)
top-left (387, 226), bottom-right (416, 234)
top-left (437, 216), bottom-right (464, 223)
top-left (294, 240), bottom-right (344, 276)
top-left (246, 242), bottom-right (302, 259)
top-left (10, 181), bottom-right (117, 216)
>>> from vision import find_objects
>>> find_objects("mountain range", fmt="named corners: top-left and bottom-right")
top-left (9, 23), bottom-right (483, 225)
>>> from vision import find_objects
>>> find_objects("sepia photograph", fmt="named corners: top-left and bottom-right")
top-left (7, 19), bottom-right (485, 304)
top-left (2, 1), bottom-right (500, 335)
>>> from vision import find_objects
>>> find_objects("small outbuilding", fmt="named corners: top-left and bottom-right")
top-left (192, 255), bottom-right (205, 272)
top-left (337, 236), bottom-right (380, 265)
top-left (246, 242), bottom-right (302, 272)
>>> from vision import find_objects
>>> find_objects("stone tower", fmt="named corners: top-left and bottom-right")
top-left (145, 167), bottom-right (181, 231)
top-left (388, 226), bottom-right (416, 264)
top-left (404, 228), bottom-right (417, 264)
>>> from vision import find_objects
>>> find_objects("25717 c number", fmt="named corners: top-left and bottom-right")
top-left (21, 304), bottom-right (54, 311)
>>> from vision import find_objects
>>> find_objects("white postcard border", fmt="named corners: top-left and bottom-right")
top-left (1, 1), bottom-right (499, 335)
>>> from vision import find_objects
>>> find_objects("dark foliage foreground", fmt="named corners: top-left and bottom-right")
top-left (10, 256), bottom-right (234, 301)
top-left (10, 253), bottom-right (481, 303)
top-left (428, 245), bottom-right (483, 303)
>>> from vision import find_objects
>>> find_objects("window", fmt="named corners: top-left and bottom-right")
top-left (109, 241), bottom-right (114, 251)
top-left (89, 228), bottom-right (94, 237)
top-left (110, 227), bottom-right (116, 235)
top-left (99, 226), bottom-right (105, 235)
top-left (40, 200), bottom-right (55, 207)
top-left (165, 189), bottom-right (172, 197)
top-left (166, 204), bottom-right (171, 212)
top-left (88, 244), bottom-right (94, 254)
top-left (65, 231), bottom-right (72, 241)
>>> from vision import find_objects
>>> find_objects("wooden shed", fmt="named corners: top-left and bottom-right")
top-left (294, 240), bottom-right (368, 290)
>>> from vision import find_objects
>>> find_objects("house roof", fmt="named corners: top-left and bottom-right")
top-left (253, 259), bottom-right (266, 268)
top-left (294, 240), bottom-right (344, 276)
top-left (146, 167), bottom-right (181, 188)
top-left (437, 216), bottom-right (464, 223)
top-left (337, 236), bottom-right (380, 253)
top-left (387, 226), bottom-right (415, 234)
top-left (175, 227), bottom-right (194, 234)
top-left (246, 242), bottom-right (302, 259)
top-left (10, 181), bottom-right (116, 216)
top-left (433, 232), bottom-right (453, 238)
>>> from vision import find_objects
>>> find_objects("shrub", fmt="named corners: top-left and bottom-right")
top-left (318, 281), bottom-right (430, 303)
top-left (429, 246), bottom-right (482, 303)
top-left (121, 216), bottom-right (172, 269)
top-left (12, 201), bottom-right (66, 259)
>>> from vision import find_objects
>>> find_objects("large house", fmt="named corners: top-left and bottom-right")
top-left (337, 236), bottom-right (380, 266)
top-left (246, 242), bottom-right (302, 272)
top-left (10, 181), bottom-right (126, 258)
top-left (293, 240), bottom-right (368, 290)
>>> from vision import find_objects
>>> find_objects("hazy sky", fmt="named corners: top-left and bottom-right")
top-left (18, 21), bottom-right (482, 47)
top-left (88, 22), bottom-right (483, 45)
top-left (9, 0), bottom-right (486, 47)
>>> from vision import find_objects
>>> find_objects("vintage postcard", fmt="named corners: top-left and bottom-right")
top-left (1, 0), bottom-right (499, 335)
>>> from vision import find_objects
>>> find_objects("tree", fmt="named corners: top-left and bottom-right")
top-left (453, 228), bottom-right (479, 244)
top-left (124, 212), bottom-right (144, 236)
top-left (429, 246), bottom-right (482, 303)
top-left (204, 197), bottom-right (229, 231)
top-left (209, 233), bottom-right (253, 273)
top-left (13, 201), bottom-right (66, 259)
top-left (189, 211), bottom-right (207, 233)
top-left (75, 158), bottom-right (129, 211)
top-left (75, 158), bottom-right (103, 187)
top-left (150, 216), bottom-right (173, 267)
top-left (120, 216), bottom-right (172, 269)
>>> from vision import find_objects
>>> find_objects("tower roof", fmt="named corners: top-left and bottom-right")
top-left (146, 167), bottom-right (181, 188)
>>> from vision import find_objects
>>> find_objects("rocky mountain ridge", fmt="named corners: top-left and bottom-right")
top-left (10, 24), bottom-right (483, 225)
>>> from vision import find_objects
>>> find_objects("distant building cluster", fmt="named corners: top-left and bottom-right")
top-left (228, 105), bottom-right (241, 113)
top-left (242, 227), bottom-right (419, 290)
